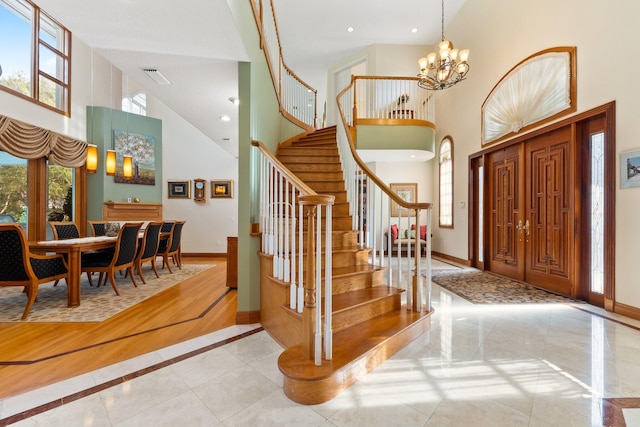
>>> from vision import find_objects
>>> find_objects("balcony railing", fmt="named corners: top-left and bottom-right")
top-left (350, 76), bottom-right (435, 125)
top-left (250, 0), bottom-right (317, 130)
top-left (337, 76), bottom-right (434, 312)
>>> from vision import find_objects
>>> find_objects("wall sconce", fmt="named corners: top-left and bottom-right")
top-left (86, 144), bottom-right (98, 173)
top-left (123, 155), bottom-right (133, 178)
top-left (106, 149), bottom-right (116, 176)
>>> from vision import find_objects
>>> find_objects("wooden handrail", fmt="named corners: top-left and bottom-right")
top-left (336, 79), bottom-right (432, 213)
top-left (249, 0), bottom-right (317, 130)
top-left (252, 140), bottom-right (317, 196)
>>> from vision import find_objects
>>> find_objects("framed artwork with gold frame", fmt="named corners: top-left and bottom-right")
top-left (167, 180), bottom-right (191, 199)
top-left (390, 183), bottom-right (417, 217)
top-left (211, 180), bottom-right (233, 198)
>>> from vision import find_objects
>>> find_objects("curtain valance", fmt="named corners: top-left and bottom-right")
top-left (0, 115), bottom-right (88, 168)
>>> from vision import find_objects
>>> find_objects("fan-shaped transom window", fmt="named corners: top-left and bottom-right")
top-left (482, 47), bottom-right (576, 146)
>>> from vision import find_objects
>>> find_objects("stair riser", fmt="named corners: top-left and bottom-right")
top-left (305, 182), bottom-right (347, 193)
top-left (284, 163), bottom-right (342, 172)
top-left (301, 216), bottom-right (353, 231)
top-left (267, 230), bottom-right (358, 250)
top-left (291, 141), bottom-right (335, 147)
top-left (299, 249), bottom-right (370, 269)
top-left (278, 148), bottom-right (339, 156)
top-left (331, 269), bottom-right (385, 294)
top-left (278, 156), bottom-right (340, 164)
top-left (294, 171), bottom-right (343, 181)
top-left (331, 293), bottom-right (402, 334)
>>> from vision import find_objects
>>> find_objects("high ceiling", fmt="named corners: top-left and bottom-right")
top-left (32, 0), bottom-right (466, 158)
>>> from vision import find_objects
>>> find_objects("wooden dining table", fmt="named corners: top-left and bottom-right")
top-left (29, 231), bottom-right (171, 307)
top-left (29, 236), bottom-right (117, 307)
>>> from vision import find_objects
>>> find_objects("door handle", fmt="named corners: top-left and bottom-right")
top-left (516, 219), bottom-right (523, 241)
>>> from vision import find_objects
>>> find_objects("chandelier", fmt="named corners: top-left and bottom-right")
top-left (417, 0), bottom-right (470, 90)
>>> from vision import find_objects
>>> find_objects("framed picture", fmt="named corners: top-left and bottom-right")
top-left (390, 183), bottom-right (417, 217)
top-left (211, 180), bottom-right (233, 198)
top-left (168, 180), bottom-right (191, 198)
top-left (621, 150), bottom-right (640, 189)
top-left (113, 130), bottom-right (156, 185)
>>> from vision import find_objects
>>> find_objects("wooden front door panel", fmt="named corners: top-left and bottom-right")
top-left (525, 128), bottom-right (575, 295)
top-left (487, 145), bottom-right (525, 280)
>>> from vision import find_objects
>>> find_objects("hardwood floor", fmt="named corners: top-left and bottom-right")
top-left (0, 257), bottom-right (237, 400)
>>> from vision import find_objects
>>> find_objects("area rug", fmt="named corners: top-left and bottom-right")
top-left (0, 264), bottom-right (215, 323)
top-left (431, 269), bottom-right (580, 304)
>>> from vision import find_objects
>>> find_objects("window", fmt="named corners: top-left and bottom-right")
top-left (0, 151), bottom-right (28, 233)
top-left (439, 137), bottom-right (453, 228)
top-left (0, 0), bottom-right (71, 115)
top-left (122, 92), bottom-right (147, 116)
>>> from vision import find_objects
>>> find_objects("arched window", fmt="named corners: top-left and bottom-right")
top-left (439, 136), bottom-right (453, 228)
top-left (122, 92), bottom-right (146, 116)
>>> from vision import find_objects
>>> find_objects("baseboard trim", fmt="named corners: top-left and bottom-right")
top-left (236, 310), bottom-right (261, 324)
top-left (182, 252), bottom-right (226, 258)
top-left (614, 302), bottom-right (640, 322)
top-left (431, 251), bottom-right (472, 267)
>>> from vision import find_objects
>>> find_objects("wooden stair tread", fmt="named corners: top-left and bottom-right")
top-left (330, 286), bottom-right (403, 312)
top-left (278, 307), bottom-right (432, 381)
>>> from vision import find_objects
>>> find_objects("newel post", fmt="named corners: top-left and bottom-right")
top-left (298, 195), bottom-right (335, 363)
top-left (300, 202), bottom-right (317, 359)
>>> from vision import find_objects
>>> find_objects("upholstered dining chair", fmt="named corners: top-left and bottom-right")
top-left (0, 223), bottom-right (69, 320)
top-left (81, 222), bottom-right (142, 296)
top-left (134, 221), bottom-right (162, 284)
top-left (89, 220), bottom-right (108, 237)
top-left (156, 220), bottom-right (185, 273)
top-left (48, 221), bottom-right (80, 287)
top-left (49, 221), bottom-right (80, 240)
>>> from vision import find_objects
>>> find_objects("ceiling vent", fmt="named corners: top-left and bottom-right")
top-left (143, 68), bottom-right (171, 85)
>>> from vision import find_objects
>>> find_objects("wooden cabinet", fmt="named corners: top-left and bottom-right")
top-left (226, 236), bottom-right (238, 289)
top-left (103, 202), bottom-right (162, 221)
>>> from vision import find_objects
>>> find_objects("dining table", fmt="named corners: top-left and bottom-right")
top-left (29, 236), bottom-right (117, 307)
top-left (29, 231), bottom-right (171, 307)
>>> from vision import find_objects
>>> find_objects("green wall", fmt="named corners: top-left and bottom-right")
top-left (356, 124), bottom-right (435, 152)
top-left (86, 106), bottom-right (162, 224)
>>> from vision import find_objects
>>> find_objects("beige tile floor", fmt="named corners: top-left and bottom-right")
top-left (3, 270), bottom-right (640, 426)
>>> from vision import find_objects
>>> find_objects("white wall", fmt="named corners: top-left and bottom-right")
top-left (0, 32), bottom-right (238, 255)
top-left (149, 97), bottom-right (238, 254)
top-left (435, 0), bottom-right (640, 308)
top-left (367, 160), bottom-right (434, 230)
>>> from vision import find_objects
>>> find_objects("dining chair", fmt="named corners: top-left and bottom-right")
top-left (134, 221), bottom-right (162, 284)
top-left (89, 220), bottom-right (108, 236)
top-left (0, 223), bottom-right (69, 320)
top-left (48, 221), bottom-right (80, 287)
top-left (49, 221), bottom-right (80, 240)
top-left (81, 222), bottom-right (142, 295)
top-left (156, 220), bottom-right (185, 273)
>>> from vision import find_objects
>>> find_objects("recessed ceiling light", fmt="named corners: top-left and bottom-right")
top-left (411, 27), bottom-right (418, 33)
top-left (219, 115), bottom-right (231, 122)
top-left (410, 154), bottom-right (417, 158)
top-left (347, 27), bottom-right (354, 33)
top-left (228, 97), bottom-right (240, 105)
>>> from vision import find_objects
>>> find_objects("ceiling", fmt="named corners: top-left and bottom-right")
top-left (33, 0), bottom-right (466, 159)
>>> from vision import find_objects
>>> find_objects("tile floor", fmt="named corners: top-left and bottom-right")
top-left (3, 274), bottom-right (640, 426)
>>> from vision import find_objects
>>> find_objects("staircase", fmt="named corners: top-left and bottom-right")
top-left (262, 126), bottom-right (432, 405)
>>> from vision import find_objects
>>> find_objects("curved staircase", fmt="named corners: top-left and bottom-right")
top-left (260, 126), bottom-right (432, 404)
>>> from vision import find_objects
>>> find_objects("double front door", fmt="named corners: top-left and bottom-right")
top-left (487, 125), bottom-right (576, 296)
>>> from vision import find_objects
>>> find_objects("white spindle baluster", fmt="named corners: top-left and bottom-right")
top-left (314, 202), bottom-right (322, 366)
top-left (284, 181), bottom-right (290, 282)
top-left (297, 202), bottom-right (304, 313)
top-left (324, 204), bottom-right (333, 360)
